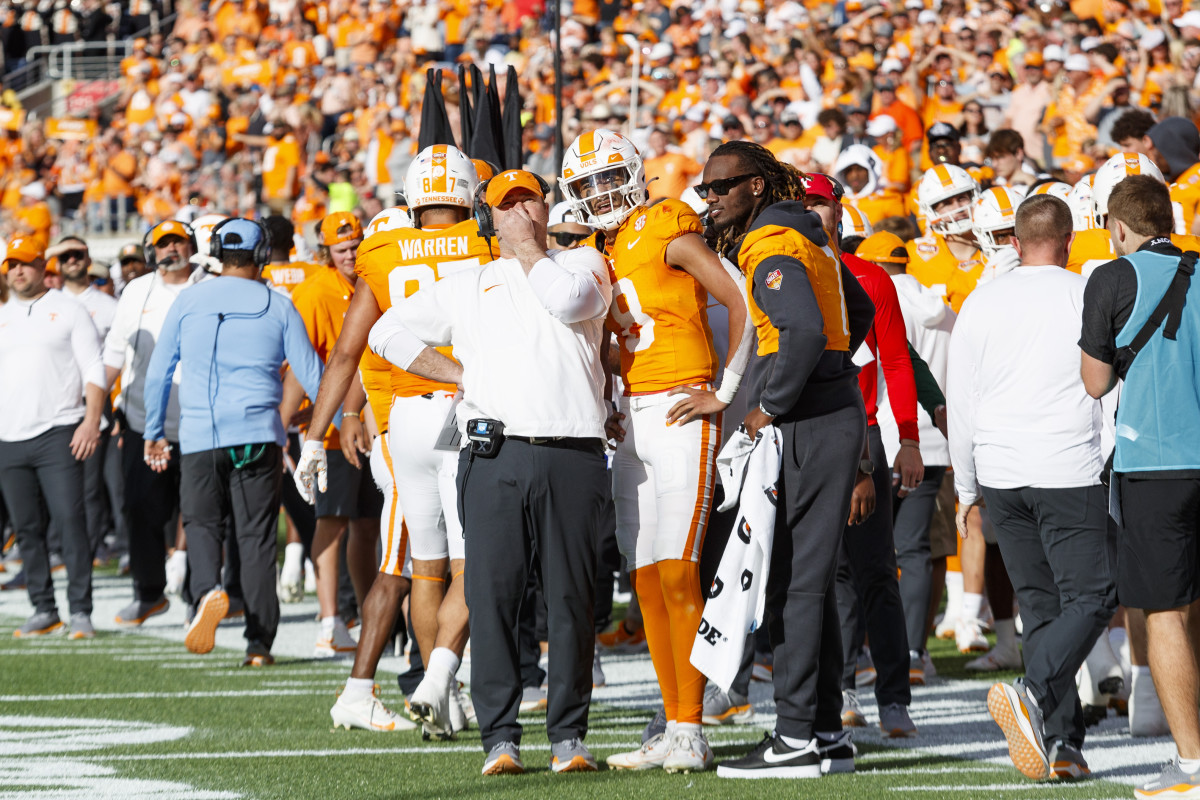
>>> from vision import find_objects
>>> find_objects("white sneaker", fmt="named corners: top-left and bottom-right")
top-left (449, 682), bottom-right (470, 733)
top-left (934, 612), bottom-right (959, 640)
top-left (663, 728), bottom-right (714, 773)
top-left (1130, 667), bottom-right (1171, 737)
top-left (1078, 634), bottom-right (1125, 707)
top-left (408, 675), bottom-right (454, 740)
top-left (956, 618), bottom-right (989, 653)
top-left (164, 550), bottom-right (187, 596)
top-left (331, 685), bottom-right (417, 731)
top-left (315, 618), bottom-right (357, 658)
top-left (606, 731), bottom-right (673, 770)
top-left (966, 646), bottom-right (1023, 672)
top-left (278, 543), bottom-right (304, 603)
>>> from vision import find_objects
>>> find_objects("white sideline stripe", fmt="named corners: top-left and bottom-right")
top-left (889, 784), bottom-right (1069, 791)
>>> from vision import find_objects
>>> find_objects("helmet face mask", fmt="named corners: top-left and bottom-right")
top-left (918, 164), bottom-right (978, 237)
top-left (560, 129), bottom-right (647, 231)
top-left (930, 192), bottom-right (975, 236)
top-left (972, 186), bottom-right (1021, 260)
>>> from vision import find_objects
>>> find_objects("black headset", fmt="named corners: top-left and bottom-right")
top-left (473, 172), bottom-right (554, 244)
top-left (143, 220), bottom-right (197, 270)
top-left (209, 218), bottom-right (272, 269)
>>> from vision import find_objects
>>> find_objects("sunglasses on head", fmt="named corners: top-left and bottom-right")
top-left (552, 231), bottom-right (590, 246)
top-left (695, 173), bottom-right (759, 198)
top-left (805, 173), bottom-right (846, 201)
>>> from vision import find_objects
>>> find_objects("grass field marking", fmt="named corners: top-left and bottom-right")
top-left (0, 689), bottom-right (326, 702)
top-left (889, 783), bottom-right (1077, 791)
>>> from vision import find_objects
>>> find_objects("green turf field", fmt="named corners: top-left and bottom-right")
top-left (0, 572), bottom-right (1164, 799)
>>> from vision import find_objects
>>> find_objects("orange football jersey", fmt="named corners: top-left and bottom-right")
top-left (355, 219), bottom-right (493, 399)
top-left (906, 233), bottom-right (981, 309)
top-left (264, 260), bottom-right (321, 296)
top-left (1171, 162), bottom-right (1200, 235)
top-left (604, 199), bottom-right (717, 394)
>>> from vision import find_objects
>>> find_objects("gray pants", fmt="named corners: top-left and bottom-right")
top-left (836, 424), bottom-right (911, 707)
top-left (980, 484), bottom-right (1116, 747)
top-left (0, 425), bottom-right (93, 616)
top-left (458, 438), bottom-right (607, 751)
top-left (895, 465), bottom-right (948, 653)
top-left (180, 445), bottom-right (282, 654)
top-left (768, 402), bottom-right (865, 740)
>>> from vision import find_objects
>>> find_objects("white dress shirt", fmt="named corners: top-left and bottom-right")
top-left (103, 271), bottom-right (192, 440)
top-left (947, 265), bottom-right (1103, 505)
top-left (0, 289), bottom-right (105, 442)
top-left (370, 247), bottom-right (613, 439)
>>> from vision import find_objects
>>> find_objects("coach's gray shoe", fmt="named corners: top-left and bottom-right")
top-left (879, 703), bottom-right (917, 737)
top-left (551, 738), bottom-right (597, 772)
top-left (114, 597), bottom-right (169, 626)
top-left (703, 683), bottom-right (754, 725)
top-left (642, 706), bottom-right (667, 743)
top-left (988, 677), bottom-right (1048, 780)
top-left (68, 613), bottom-right (95, 640)
top-left (13, 610), bottom-right (63, 637)
top-left (1048, 741), bottom-right (1090, 781)
top-left (482, 741), bottom-right (523, 775)
top-left (1138, 758), bottom-right (1200, 798)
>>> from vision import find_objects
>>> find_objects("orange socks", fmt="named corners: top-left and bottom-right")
top-left (631, 560), bottom-right (707, 725)
top-left (631, 564), bottom-right (678, 721)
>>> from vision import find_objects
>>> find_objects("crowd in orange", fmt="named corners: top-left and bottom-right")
top-left (1, 0), bottom-right (1200, 253)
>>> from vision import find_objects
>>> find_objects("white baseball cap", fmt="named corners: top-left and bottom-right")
top-left (866, 115), bottom-right (897, 137)
top-left (1140, 28), bottom-right (1167, 51)
top-left (1042, 44), bottom-right (1066, 62)
top-left (1064, 53), bottom-right (1091, 72)
top-left (1174, 10), bottom-right (1200, 28)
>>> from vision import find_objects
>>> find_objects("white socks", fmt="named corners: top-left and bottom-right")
top-left (343, 677), bottom-right (374, 699)
top-left (426, 647), bottom-right (462, 690)
top-left (962, 592), bottom-right (984, 622)
top-left (779, 733), bottom-right (813, 750)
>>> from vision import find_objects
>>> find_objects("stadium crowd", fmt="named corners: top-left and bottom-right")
top-left (1, 0), bottom-right (1200, 794)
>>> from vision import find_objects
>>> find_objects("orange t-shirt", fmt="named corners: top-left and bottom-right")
top-left (644, 152), bottom-right (702, 201)
top-left (262, 134), bottom-right (301, 200)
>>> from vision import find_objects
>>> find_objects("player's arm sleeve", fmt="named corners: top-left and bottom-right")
top-left (874, 272), bottom-right (920, 442)
top-left (910, 344), bottom-right (946, 422)
top-left (370, 279), bottom-right (457, 367)
top-left (753, 254), bottom-right (829, 417)
top-left (946, 313), bottom-right (979, 505)
top-left (281, 302), bottom-right (326, 402)
top-left (143, 302), bottom-right (183, 442)
top-left (719, 255), bottom-right (755, 379)
top-left (526, 247), bottom-right (612, 323)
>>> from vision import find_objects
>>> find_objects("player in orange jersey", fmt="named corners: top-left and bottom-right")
top-left (561, 129), bottom-right (753, 773)
top-left (906, 165), bottom-right (984, 313)
top-left (291, 212), bottom-right (387, 658)
top-left (295, 145), bottom-right (490, 737)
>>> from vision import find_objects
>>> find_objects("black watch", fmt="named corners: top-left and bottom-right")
top-left (858, 459), bottom-right (875, 475)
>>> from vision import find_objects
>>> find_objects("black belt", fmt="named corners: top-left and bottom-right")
top-left (506, 435), bottom-right (604, 452)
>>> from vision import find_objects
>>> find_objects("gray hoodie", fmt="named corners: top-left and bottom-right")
top-left (1147, 116), bottom-right (1200, 182)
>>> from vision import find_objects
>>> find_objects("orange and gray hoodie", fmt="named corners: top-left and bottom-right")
top-left (738, 201), bottom-right (875, 420)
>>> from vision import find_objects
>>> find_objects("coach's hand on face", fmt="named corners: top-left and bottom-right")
top-left (494, 195), bottom-right (542, 253)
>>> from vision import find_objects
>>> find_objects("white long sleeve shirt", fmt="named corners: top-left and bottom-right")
top-left (370, 247), bottom-right (613, 439)
top-left (103, 271), bottom-right (192, 440)
top-left (878, 273), bottom-right (955, 467)
top-left (0, 289), bottom-right (105, 442)
top-left (65, 284), bottom-right (117, 339)
top-left (947, 265), bottom-right (1103, 505)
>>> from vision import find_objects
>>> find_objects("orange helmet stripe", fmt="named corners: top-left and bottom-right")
top-left (935, 165), bottom-right (953, 187)
top-left (579, 131), bottom-right (597, 156)
top-left (431, 144), bottom-right (448, 193)
top-left (991, 187), bottom-right (1013, 217)
top-left (1122, 152), bottom-right (1142, 175)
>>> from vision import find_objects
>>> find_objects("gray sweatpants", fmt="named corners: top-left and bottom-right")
top-left (768, 402), bottom-right (865, 741)
top-left (459, 438), bottom-right (608, 751)
top-left (0, 425), bottom-right (93, 616)
top-left (980, 484), bottom-right (1116, 747)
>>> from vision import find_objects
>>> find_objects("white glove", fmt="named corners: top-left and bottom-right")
top-left (294, 439), bottom-right (328, 504)
top-left (980, 245), bottom-right (1020, 285)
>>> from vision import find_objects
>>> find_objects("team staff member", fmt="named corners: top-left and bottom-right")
top-left (104, 220), bottom-right (201, 626)
top-left (1080, 176), bottom-right (1200, 800)
top-left (369, 169), bottom-right (612, 776)
top-left (143, 219), bottom-right (324, 666)
top-left (560, 128), bottom-right (752, 773)
top-left (291, 211), bottom-right (382, 658)
top-left (0, 237), bottom-right (106, 639)
top-left (697, 142), bottom-right (875, 780)
top-left (949, 195), bottom-right (1114, 782)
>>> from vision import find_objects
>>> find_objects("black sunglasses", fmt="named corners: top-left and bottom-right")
top-left (59, 249), bottom-right (88, 262)
top-left (695, 173), bottom-right (759, 199)
top-left (552, 231), bottom-right (590, 246)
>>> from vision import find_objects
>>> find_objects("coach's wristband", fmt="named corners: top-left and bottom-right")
top-left (715, 369), bottom-right (742, 405)
top-left (343, 411), bottom-right (361, 419)
top-left (759, 403), bottom-right (776, 418)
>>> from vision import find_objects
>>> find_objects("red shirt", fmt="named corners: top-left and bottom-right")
top-left (844, 252), bottom-right (919, 442)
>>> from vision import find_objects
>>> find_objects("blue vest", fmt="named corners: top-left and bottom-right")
top-left (1114, 249), bottom-right (1200, 473)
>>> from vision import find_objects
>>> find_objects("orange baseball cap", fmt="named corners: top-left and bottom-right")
top-left (149, 219), bottom-right (193, 246)
top-left (5, 236), bottom-right (46, 265)
top-left (485, 170), bottom-right (545, 207)
top-left (319, 211), bottom-right (363, 246)
top-left (857, 231), bottom-right (909, 265)
top-left (471, 158), bottom-right (496, 181)
top-left (1024, 52), bottom-right (1045, 67)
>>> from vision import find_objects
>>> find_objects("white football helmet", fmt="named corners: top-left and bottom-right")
top-left (560, 129), bottom-right (647, 231)
top-left (1068, 176), bottom-right (1096, 232)
top-left (917, 164), bottom-right (979, 236)
top-left (972, 186), bottom-right (1022, 261)
top-left (841, 203), bottom-right (874, 239)
top-left (189, 213), bottom-right (229, 274)
top-left (403, 144), bottom-right (478, 214)
top-left (1091, 152), bottom-right (1165, 227)
top-left (1028, 181), bottom-right (1072, 203)
top-left (365, 206), bottom-right (413, 236)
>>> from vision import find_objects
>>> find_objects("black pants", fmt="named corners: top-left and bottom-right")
top-left (180, 444), bottom-right (282, 653)
top-left (281, 433), bottom-right (315, 559)
top-left (459, 438), bottom-right (607, 751)
top-left (768, 403), bottom-right (865, 741)
top-left (81, 409), bottom-right (114, 558)
top-left (981, 484), bottom-right (1116, 747)
top-left (0, 426), bottom-right (93, 616)
top-left (836, 425), bottom-right (912, 706)
top-left (894, 464), bottom-right (948, 653)
top-left (122, 427), bottom-right (180, 602)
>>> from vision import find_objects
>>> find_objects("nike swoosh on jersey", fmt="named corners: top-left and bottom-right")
top-left (626, 237), bottom-right (641, 249)
top-left (484, 284), bottom-right (503, 293)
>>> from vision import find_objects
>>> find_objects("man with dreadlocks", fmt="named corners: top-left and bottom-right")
top-left (699, 141), bottom-right (876, 780)
top-left (560, 129), bottom-right (754, 773)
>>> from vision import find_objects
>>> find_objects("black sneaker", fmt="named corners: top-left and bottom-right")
top-left (817, 730), bottom-right (856, 774)
top-left (716, 732), bottom-right (822, 779)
